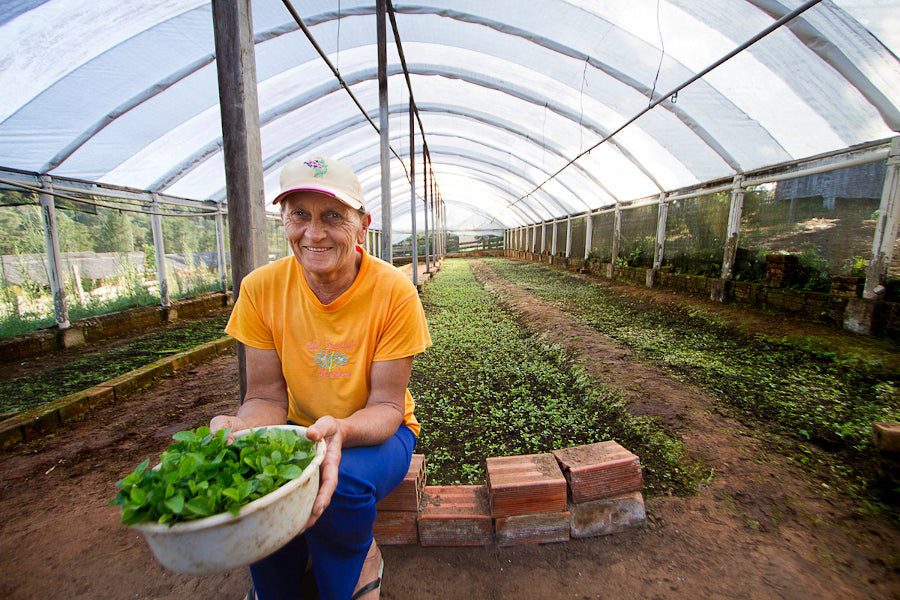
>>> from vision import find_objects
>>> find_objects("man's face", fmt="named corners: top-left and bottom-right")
top-left (281, 191), bottom-right (370, 281)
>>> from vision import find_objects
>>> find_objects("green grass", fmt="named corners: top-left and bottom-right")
top-left (0, 315), bottom-right (230, 414)
top-left (409, 259), bottom-right (702, 495)
top-left (482, 257), bottom-right (900, 496)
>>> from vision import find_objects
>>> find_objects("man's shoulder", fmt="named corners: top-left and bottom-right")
top-left (242, 256), bottom-right (294, 287)
top-left (364, 253), bottom-right (416, 292)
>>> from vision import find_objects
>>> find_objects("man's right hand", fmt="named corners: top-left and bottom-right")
top-left (209, 415), bottom-right (251, 443)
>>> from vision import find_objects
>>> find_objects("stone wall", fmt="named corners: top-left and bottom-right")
top-left (0, 292), bottom-right (232, 363)
top-left (504, 250), bottom-right (899, 338)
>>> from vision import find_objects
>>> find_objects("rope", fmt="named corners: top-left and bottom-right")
top-left (0, 177), bottom-right (219, 218)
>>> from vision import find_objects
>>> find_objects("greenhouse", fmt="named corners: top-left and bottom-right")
top-left (1, 1), bottom-right (899, 599)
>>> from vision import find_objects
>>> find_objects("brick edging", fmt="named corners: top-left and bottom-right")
top-left (0, 336), bottom-right (236, 450)
top-left (374, 443), bottom-right (647, 548)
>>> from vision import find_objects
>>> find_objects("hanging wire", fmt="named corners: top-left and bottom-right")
top-left (0, 177), bottom-right (219, 218)
top-left (280, 0), bottom-right (411, 182)
top-left (386, 1), bottom-right (431, 170)
top-left (500, 0), bottom-right (825, 216)
top-left (578, 57), bottom-right (589, 154)
top-left (336, 0), bottom-right (341, 74)
top-left (647, 0), bottom-right (666, 109)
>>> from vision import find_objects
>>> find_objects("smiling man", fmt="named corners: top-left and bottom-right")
top-left (210, 156), bottom-right (431, 600)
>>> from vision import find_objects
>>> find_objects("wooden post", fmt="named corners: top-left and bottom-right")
top-left (584, 211), bottom-right (593, 260)
top-left (424, 155), bottom-right (431, 271)
top-left (377, 0), bottom-right (392, 262)
top-left (609, 203), bottom-right (621, 277)
top-left (214, 200), bottom-right (228, 294)
top-left (149, 192), bottom-right (170, 307)
top-left (38, 175), bottom-right (69, 329)
top-left (551, 219), bottom-right (559, 256)
top-left (409, 98), bottom-right (418, 286)
top-left (713, 175), bottom-right (745, 302)
top-left (212, 0), bottom-right (268, 399)
top-left (653, 193), bottom-right (668, 270)
top-left (864, 136), bottom-right (900, 300)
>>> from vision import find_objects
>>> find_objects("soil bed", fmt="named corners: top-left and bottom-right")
top-left (1, 258), bottom-right (899, 599)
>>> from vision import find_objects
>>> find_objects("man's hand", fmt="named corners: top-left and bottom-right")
top-left (302, 415), bottom-right (343, 531)
top-left (209, 415), bottom-right (251, 443)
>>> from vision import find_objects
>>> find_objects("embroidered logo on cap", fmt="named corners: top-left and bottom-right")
top-left (304, 159), bottom-right (328, 178)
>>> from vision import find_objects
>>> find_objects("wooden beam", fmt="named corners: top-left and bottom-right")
top-left (212, 0), bottom-right (268, 399)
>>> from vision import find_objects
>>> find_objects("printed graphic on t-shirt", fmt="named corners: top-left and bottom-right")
top-left (308, 341), bottom-right (357, 379)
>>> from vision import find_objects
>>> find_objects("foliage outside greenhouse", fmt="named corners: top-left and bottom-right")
top-left (0, 188), bottom-right (231, 338)
top-left (515, 156), bottom-right (898, 300)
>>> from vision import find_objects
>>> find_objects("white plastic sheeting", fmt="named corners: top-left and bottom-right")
top-left (0, 0), bottom-right (898, 233)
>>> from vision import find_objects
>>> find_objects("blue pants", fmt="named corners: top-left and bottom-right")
top-left (249, 425), bottom-right (416, 600)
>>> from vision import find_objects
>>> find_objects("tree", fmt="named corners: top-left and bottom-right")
top-left (95, 210), bottom-right (134, 253)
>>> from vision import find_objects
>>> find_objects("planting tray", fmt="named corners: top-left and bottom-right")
top-left (131, 425), bottom-right (326, 575)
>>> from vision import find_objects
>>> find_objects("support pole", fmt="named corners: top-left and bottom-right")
top-left (565, 216), bottom-right (573, 258)
top-left (713, 175), bottom-right (745, 302)
top-left (584, 211), bottom-right (593, 260)
top-left (653, 193), bottom-right (669, 270)
top-left (609, 203), bottom-right (622, 277)
top-left (551, 219), bottom-right (558, 256)
top-left (377, 0), bottom-right (392, 262)
top-left (864, 136), bottom-right (900, 300)
top-left (409, 98), bottom-right (418, 286)
top-left (424, 155), bottom-right (431, 272)
top-left (212, 0), bottom-right (268, 399)
top-left (38, 175), bottom-right (69, 329)
top-left (149, 192), bottom-right (170, 308)
top-left (649, 192), bottom-right (668, 287)
top-left (214, 200), bottom-right (228, 293)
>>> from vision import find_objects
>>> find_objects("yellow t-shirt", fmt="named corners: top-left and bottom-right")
top-left (225, 248), bottom-right (431, 436)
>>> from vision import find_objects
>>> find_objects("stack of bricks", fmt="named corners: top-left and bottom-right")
top-left (487, 453), bottom-right (570, 546)
top-left (373, 454), bottom-right (425, 545)
top-left (552, 441), bottom-right (646, 538)
top-left (829, 275), bottom-right (864, 298)
top-left (372, 441), bottom-right (645, 547)
top-left (763, 254), bottom-right (799, 287)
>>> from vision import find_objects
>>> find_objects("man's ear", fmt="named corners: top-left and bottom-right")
top-left (358, 213), bottom-right (372, 244)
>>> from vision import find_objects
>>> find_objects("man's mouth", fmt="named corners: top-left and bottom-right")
top-left (305, 246), bottom-right (331, 253)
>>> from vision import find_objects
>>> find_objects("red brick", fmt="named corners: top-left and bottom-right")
top-left (21, 407), bottom-right (60, 441)
top-left (486, 454), bottom-right (567, 517)
top-left (552, 441), bottom-right (642, 503)
top-left (418, 486), bottom-right (493, 546)
top-left (373, 511), bottom-right (418, 545)
top-left (0, 421), bottom-right (24, 449)
top-left (377, 454), bottom-right (425, 512)
top-left (569, 491), bottom-right (646, 538)
top-left (87, 386), bottom-right (115, 409)
top-left (495, 511), bottom-right (570, 547)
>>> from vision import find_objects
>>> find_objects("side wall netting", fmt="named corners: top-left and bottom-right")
top-left (505, 140), bottom-right (900, 338)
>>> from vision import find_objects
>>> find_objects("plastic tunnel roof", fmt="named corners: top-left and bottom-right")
top-left (1, 0), bottom-right (899, 235)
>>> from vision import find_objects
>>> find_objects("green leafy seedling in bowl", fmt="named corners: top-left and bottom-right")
top-left (111, 426), bottom-right (317, 526)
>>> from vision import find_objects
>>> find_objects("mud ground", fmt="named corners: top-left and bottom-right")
top-left (1, 258), bottom-right (898, 599)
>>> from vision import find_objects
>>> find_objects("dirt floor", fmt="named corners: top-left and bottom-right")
top-left (1, 258), bottom-right (899, 599)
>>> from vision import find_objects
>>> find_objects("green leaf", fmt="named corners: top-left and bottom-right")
top-left (111, 426), bottom-right (315, 526)
top-left (172, 430), bottom-right (195, 443)
top-left (129, 487), bottom-right (147, 506)
top-left (164, 493), bottom-right (185, 514)
top-left (278, 464), bottom-right (301, 480)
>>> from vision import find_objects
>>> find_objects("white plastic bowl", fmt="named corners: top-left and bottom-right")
top-left (131, 425), bottom-right (326, 575)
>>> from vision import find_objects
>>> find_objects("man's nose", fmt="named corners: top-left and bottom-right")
top-left (306, 217), bottom-right (326, 238)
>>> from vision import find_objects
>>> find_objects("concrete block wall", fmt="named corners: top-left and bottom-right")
top-left (0, 292), bottom-right (232, 363)
top-left (505, 251), bottom-right (899, 337)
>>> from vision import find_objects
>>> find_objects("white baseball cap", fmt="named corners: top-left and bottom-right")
top-left (273, 156), bottom-right (365, 211)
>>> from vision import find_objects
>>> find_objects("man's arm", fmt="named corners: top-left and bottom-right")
top-left (302, 355), bottom-right (413, 528)
top-left (209, 346), bottom-right (289, 438)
